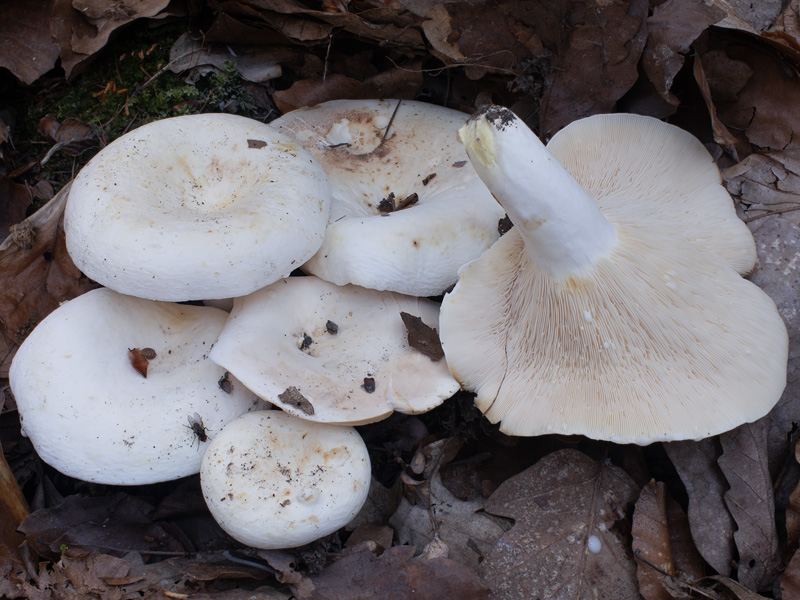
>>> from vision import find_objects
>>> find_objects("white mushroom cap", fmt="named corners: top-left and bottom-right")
top-left (201, 410), bottom-right (371, 549)
top-left (545, 113), bottom-right (756, 274)
top-left (65, 113), bottom-right (332, 302)
top-left (8, 288), bottom-right (263, 484)
top-left (209, 276), bottom-right (459, 425)
top-left (271, 99), bottom-right (505, 296)
top-left (439, 106), bottom-right (788, 444)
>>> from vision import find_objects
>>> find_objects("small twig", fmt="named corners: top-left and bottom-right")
top-left (381, 99), bottom-right (402, 144)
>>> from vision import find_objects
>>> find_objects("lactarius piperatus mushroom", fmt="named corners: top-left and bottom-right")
top-left (271, 99), bottom-right (505, 296)
top-left (201, 410), bottom-right (371, 549)
top-left (439, 106), bottom-right (788, 444)
top-left (65, 113), bottom-right (331, 302)
top-left (209, 276), bottom-right (459, 425)
top-left (8, 288), bottom-right (262, 484)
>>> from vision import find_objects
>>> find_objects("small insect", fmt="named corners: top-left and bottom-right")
top-left (362, 377), bottom-right (376, 393)
top-left (186, 413), bottom-right (211, 448)
top-left (218, 371), bottom-right (233, 394)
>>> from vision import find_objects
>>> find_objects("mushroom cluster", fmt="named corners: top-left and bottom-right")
top-left (9, 106), bottom-right (483, 549)
top-left (440, 106), bottom-right (788, 444)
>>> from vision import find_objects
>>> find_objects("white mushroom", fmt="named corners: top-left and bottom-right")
top-left (439, 106), bottom-right (788, 444)
top-left (200, 410), bottom-right (371, 549)
top-left (8, 288), bottom-right (263, 484)
top-left (271, 99), bottom-right (505, 296)
top-left (65, 113), bottom-right (332, 302)
top-left (209, 276), bottom-right (459, 425)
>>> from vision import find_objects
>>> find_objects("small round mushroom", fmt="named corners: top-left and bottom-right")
top-left (8, 288), bottom-right (263, 484)
top-left (65, 113), bottom-right (332, 302)
top-left (440, 106), bottom-right (788, 444)
top-left (271, 99), bottom-right (505, 296)
top-left (209, 276), bottom-right (459, 425)
top-left (200, 410), bottom-right (371, 549)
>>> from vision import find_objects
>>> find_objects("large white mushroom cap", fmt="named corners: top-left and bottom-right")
top-left (271, 99), bottom-right (505, 296)
top-left (9, 288), bottom-right (263, 484)
top-left (65, 113), bottom-right (332, 302)
top-left (201, 410), bottom-right (371, 549)
top-left (440, 106), bottom-right (788, 444)
top-left (209, 276), bottom-right (459, 425)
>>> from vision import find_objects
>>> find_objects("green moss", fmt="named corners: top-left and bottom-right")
top-left (16, 20), bottom-right (259, 186)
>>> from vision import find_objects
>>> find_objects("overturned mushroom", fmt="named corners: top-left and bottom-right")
top-left (440, 106), bottom-right (788, 444)
top-left (8, 288), bottom-right (263, 484)
top-left (209, 276), bottom-right (459, 425)
top-left (65, 113), bottom-right (332, 302)
top-left (272, 99), bottom-right (505, 296)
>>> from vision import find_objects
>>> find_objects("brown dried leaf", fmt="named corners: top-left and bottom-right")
top-left (722, 150), bottom-right (800, 476)
top-left (718, 419), bottom-right (780, 590)
top-left (40, 117), bottom-right (100, 166)
top-left (18, 493), bottom-right (185, 559)
top-left (0, 179), bottom-right (32, 245)
top-left (632, 481), bottom-right (674, 600)
top-left (479, 449), bottom-right (640, 599)
top-left (641, 0), bottom-right (726, 105)
top-left (400, 312), bottom-right (444, 361)
top-left (664, 495), bottom-right (706, 579)
top-left (0, 183), bottom-right (98, 377)
top-left (302, 545), bottom-right (488, 600)
top-left (0, 0), bottom-right (60, 84)
top-left (693, 53), bottom-right (741, 159)
top-left (272, 67), bottom-right (422, 114)
top-left (782, 544), bottom-right (800, 598)
top-left (663, 439), bottom-right (736, 575)
top-left (540, 0), bottom-right (647, 137)
top-left (50, 0), bottom-right (172, 78)
top-left (714, 39), bottom-right (800, 151)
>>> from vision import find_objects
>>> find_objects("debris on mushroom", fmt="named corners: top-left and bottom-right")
top-left (200, 410), bottom-right (371, 549)
top-left (439, 106), bottom-right (788, 444)
top-left (8, 288), bottom-right (264, 484)
top-left (271, 99), bottom-right (506, 296)
top-left (209, 276), bottom-right (459, 424)
top-left (65, 113), bottom-right (332, 302)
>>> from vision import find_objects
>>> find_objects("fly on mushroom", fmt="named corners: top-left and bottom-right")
top-left (187, 413), bottom-right (211, 448)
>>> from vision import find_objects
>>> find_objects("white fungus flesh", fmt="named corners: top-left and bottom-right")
top-left (209, 276), bottom-right (459, 425)
top-left (439, 106), bottom-right (788, 444)
top-left (271, 99), bottom-right (505, 296)
top-left (65, 113), bottom-right (332, 302)
top-left (8, 288), bottom-right (263, 484)
top-left (200, 410), bottom-right (371, 549)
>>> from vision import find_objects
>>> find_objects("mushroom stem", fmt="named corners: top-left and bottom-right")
top-left (458, 106), bottom-right (617, 278)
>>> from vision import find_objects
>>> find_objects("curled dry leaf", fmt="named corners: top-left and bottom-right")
top-left (663, 439), bottom-right (736, 575)
top-left (0, 179), bottom-right (32, 245)
top-left (0, 184), bottom-right (97, 377)
top-left (0, 0), bottom-right (60, 84)
top-left (479, 449), bottom-right (640, 600)
top-left (641, 0), bottom-right (726, 106)
top-left (718, 419), bottom-right (780, 591)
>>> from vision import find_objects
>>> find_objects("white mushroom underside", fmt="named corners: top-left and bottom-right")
top-left (65, 114), bottom-right (331, 301)
top-left (201, 410), bottom-right (371, 549)
top-left (440, 224), bottom-right (788, 444)
top-left (9, 288), bottom-right (262, 484)
top-left (546, 113), bottom-right (756, 274)
top-left (209, 276), bottom-right (459, 424)
top-left (272, 100), bottom-right (504, 296)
